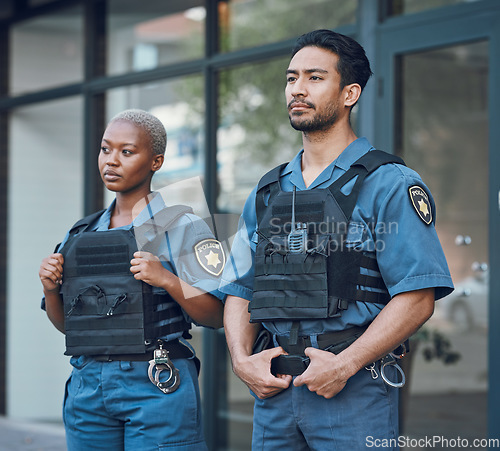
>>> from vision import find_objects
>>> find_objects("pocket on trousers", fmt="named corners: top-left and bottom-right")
top-left (62, 373), bottom-right (80, 429)
top-left (69, 355), bottom-right (91, 370)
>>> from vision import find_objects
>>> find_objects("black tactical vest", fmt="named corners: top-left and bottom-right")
top-left (250, 150), bottom-right (405, 323)
top-left (59, 205), bottom-right (193, 356)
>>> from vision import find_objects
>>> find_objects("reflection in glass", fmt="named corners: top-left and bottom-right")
top-left (9, 5), bottom-right (83, 95)
top-left (218, 57), bottom-right (301, 213)
top-left (398, 42), bottom-right (488, 439)
top-left (107, 0), bottom-right (205, 76)
top-left (219, 0), bottom-right (357, 53)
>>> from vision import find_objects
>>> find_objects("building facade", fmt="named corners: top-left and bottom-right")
top-left (0, 0), bottom-right (498, 448)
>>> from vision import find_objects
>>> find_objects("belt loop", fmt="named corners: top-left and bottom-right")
top-left (310, 334), bottom-right (319, 349)
top-left (272, 333), bottom-right (279, 348)
top-left (119, 361), bottom-right (133, 370)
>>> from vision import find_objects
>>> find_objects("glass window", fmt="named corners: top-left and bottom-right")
top-left (384, 0), bottom-right (485, 17)
top-left (8, 97), bottom-right (83, 419)
top-left (9, 5), bottom-right (83, 95)
top-left (29, 0), bottom-right (59, 6)
top-left (217, 56), bottom-right (301, 214)
top-left (219, 0), bottom-right (357, 53)
top-left (0, 1), bottom-right (13, 20)
top-left (396, 42), bottom-right (489, 440)
top-left (107, 0), bottom-right (205, 76)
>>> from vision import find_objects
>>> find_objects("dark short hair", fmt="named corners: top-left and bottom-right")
top-left (292, 29), bottom-right (373, 91)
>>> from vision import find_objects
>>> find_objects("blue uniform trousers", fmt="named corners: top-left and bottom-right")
top-left (63, 356), bottom-right (207, 451)
top-left (251, 363), bottom-right (399, 450)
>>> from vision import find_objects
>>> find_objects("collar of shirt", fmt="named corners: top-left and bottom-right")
top-left (281, 137), bottom-right (374, 190)
top-left (93, 192), bottom-right (168, 231)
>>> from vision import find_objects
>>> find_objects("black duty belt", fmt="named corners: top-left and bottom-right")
top-left (271, 326), bottom-right (367, 376)
top-left (91, 339), bottom-right (193, 362)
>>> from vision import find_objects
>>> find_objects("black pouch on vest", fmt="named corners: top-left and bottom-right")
top-left (252, 328), bottom-right (273, 354)
top-left (250, 233), bottom-right (330, 322)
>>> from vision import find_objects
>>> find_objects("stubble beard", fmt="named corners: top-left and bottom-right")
top-left (288, 103), bottom-right (340, 133)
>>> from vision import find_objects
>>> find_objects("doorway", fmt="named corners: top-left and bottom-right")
top-left (375, 4), bottom-right (500, 440)
top-left (397, 41), bottom-right (489, 442)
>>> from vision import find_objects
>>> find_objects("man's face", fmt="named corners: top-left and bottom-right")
top-left (285, 46), bottom-right (344, 132)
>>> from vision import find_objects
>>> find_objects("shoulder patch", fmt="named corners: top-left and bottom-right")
top-left (408, 185), bottom-right (432, 225)
top-left (194, 239), bottom-right (226, 276)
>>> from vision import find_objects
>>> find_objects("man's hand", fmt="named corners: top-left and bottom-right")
top-left (39, 253), bottom-right (64, 293)
top-left (130, 251), bottom-right (168, 288)
top-left (233, 347), bottom-right (293, 399)
top-left (293, 347), bottom-right (354, 399)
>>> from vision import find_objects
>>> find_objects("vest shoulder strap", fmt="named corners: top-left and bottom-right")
top-left (351, 149), bottom-right (405, 173)
top-left (256, 163), bottom-right (288, 193)
top-left (256, 163), bottom-right (288, 224)
top-left (329, 150), bottom-right (405, 221)
top-left (68, 209), bottom-right (106, 235)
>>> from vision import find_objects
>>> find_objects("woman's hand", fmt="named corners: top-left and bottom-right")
top-left (39, 253), bottom-right (64, 293)
top-left (130, 251), bottom-right (169, 288)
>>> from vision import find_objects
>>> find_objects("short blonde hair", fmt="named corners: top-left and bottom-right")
top-left (109, 109), bottom-right (167, 156)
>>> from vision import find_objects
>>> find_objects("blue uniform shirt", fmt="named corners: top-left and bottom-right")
top-left (43, 192), bottom-right (224, 341)
top-left (220, 137), bottom-right (454, 337)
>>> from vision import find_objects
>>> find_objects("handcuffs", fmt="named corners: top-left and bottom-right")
top-left (366, 342), bottom-right (407, 388)
top-left (147, 342), bottom-right (180, 394)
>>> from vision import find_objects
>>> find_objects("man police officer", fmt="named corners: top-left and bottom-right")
top-left (221, 29), bottom-right (454, 450)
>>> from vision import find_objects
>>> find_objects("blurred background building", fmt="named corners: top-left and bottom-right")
top-left (0, 0), bottom-right (498, 449)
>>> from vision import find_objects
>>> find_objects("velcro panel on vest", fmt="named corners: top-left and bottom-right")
top-left (250, 251), bottom-right (328, 322)
top-left (65, 243), bottom-right (130, 278)
top-left (269, 200), bottom-right (325, 234)
top-left (326, 247), bottom-right (391, 304)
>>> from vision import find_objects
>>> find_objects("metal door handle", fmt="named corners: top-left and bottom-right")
top-left (471, 262), bottom-right (488, 272)
top-left (455, 235), bottom-right (471, 246)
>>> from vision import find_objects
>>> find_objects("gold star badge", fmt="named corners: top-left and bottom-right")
top-left (194, 239), bottom-right (225, 276)
top-left (418, 199), bottom-right (429, 217)
top-left (409, 185), bottom-right (432, 225)
top-left (205, 250), bottom-right (221, 268)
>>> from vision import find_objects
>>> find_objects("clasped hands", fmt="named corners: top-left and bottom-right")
top-left (235, 346), bottom-right (352, 400)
